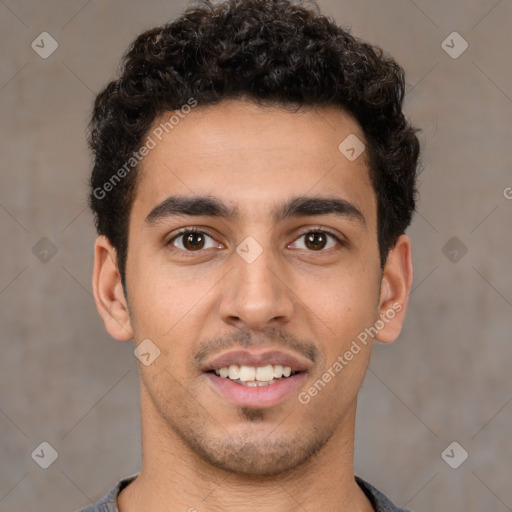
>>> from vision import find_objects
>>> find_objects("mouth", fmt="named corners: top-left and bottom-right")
top-left (201, 351), bottom-right (311, 408)
top-left (207, 363), bottom-right (300, 386)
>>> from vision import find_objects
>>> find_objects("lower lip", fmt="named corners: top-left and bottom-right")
top-left (204, 372), bottom-right (307, 408)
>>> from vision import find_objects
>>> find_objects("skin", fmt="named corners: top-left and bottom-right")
top-left (92, 99), bottom-right (413, 512)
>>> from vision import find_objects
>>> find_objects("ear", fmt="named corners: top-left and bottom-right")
top-left (374, 234), bottom-right (413, 344)
top-left (92, 235), bottom-right (133, 341)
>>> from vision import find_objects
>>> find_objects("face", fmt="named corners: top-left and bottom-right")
top-left (94, 99), bottom-right (411, 476)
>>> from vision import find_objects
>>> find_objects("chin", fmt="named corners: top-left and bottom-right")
top-left (190, 431), bottom-right (328, 477)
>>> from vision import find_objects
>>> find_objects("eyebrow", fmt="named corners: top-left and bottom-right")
top-left (144, 194), bottom-right (366, 228)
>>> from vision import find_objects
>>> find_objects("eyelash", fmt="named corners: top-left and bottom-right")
top-left (166, 227), bottom-right (345, 254)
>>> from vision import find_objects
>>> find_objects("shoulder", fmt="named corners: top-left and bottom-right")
top-left (355, 475), bottom-right (413, 512)
top-left (76, 475), bottom-right (138, 512)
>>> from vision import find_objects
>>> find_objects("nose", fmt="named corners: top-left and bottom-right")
top-left (218, 243), bottom-right (295, 331)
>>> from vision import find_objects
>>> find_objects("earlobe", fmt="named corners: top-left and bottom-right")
top-left (92, 235), bottom-right (134, 341)
top-left (375, 234), bottom-right (413, 344)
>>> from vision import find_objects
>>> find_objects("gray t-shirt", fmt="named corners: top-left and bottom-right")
top-left (77, 474), bottom-right (411, 511)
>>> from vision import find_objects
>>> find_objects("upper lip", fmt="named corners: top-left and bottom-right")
top-left (201, 349), bottom-right (312, 373)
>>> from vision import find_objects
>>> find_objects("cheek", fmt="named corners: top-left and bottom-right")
top-left (302, 290), bottom-right (376, 414)
top-left (300, 264), bottom-right (380, 386)
top-left (126, 247), bottom-right (208, 338)
top-left (298, 262), bottom-right (380, 334)
top-left (126, 261), bottom-right (219, 385)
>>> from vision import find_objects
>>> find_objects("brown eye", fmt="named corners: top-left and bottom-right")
top-left (291, 230), bottom-right (340, 251)
top-left (304, 232), bottom-right (328, 250)
top-left (169, 230), bottom-right (218, 252)
top-left (182, 232), bottom-right (205, 250)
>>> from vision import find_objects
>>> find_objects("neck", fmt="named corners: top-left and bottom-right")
top-left (118, 395), bottom-right (373, 512)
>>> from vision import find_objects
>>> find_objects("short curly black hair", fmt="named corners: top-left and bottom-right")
top-left (88, 0), bottom-right (421, 289)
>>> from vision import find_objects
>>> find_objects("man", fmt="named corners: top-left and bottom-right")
top-left (82, 0), bottom-right (420, 510)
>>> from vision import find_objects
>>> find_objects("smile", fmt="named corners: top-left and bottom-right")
top-left (205, 366), bottom-right (306, 408)
top-left (210, 363), bottom-right (297, 386)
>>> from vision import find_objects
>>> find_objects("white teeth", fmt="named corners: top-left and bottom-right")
top-left (213, 364), bottom-right (295, 382)
top-left (239, 365), bottom-right (256, 382)
top-left (256, 365), bottom-right (274, 382)
top-left (239, 380), bottom-right (275, 387)
top-left (228, 365), bottom-right (240, 380)
top-left (273, 364), bottom-right (283, 379)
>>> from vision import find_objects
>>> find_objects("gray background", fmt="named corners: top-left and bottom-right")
top-left (1, 0), bottom-right (511, 511)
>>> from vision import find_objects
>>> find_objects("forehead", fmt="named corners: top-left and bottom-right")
top-left (132, 99), bottom-right (375, 227)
